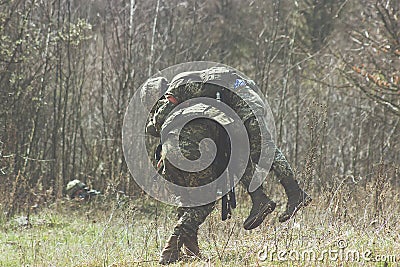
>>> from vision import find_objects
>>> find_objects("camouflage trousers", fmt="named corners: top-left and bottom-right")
top-left (165, 159), bottom-right (216, 238)
top-left (240, 116), bottom-right (296, 191)
top-left (162, 118), bottom-right (220, 237)
top-left (161, 116), bottom-right (295, 237)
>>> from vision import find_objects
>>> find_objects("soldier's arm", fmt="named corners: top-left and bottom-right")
top-left (145, 83), bottom-right (188, 137)
top-left (165, 79), bottom-right (204, 103)
top-left (149, 98), bottom-right (177, 135)
top-left (145, 100), bottom-right (164, 137)
top-left (148, 75), bottom-right (206, 136)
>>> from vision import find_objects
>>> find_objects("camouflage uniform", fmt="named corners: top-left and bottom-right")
top-left (153, 106), bottom-right (232, 264)
top-left (150, 67), bottom-right (294, 192)
top-left (144, 82), bottom-right (230, 263)
top-left (146, 68), bottom-right (311, 264)
top-left (162, 118), bottom-right (219, 246)
top-left (141, 77), bottom-right (169, 138)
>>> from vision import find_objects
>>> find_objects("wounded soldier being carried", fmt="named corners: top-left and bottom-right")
top-left (141, 66), bottom-right (312, 264)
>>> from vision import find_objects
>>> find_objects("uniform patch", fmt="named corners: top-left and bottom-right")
top-left (234, 79), bottom-right (246, 89)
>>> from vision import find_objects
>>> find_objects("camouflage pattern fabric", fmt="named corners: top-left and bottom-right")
top-left (173, 203), bottom-right (215, 240)
top-left (150, 67), bottom-right (296, 191)
top-left (162, 119), bottom-right (217, 187)
top-left (160, 118), bottom-right (222, 238)
top-left (240, 116), bottom-right (295, 189)
top-left (146, 99), bottom-right (172, 138)
top-left (168, 67), bottom-right (265, 119)
top-left (151, 67), bottom-right (266, 133)
top-left (271, 147), bottom-right (296, 181)
top-left (147, 67), bottom-right (297, 237)
top-left (154, 103), bottom-right (292, 238)
top-left (157, 113), bottom-right (295, 239)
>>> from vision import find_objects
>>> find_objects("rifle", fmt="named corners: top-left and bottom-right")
top-left (216, 92), bottom-right (236, 221)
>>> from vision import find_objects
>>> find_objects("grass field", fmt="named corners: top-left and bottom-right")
top-left (1, 182), bottom-right (399, 267)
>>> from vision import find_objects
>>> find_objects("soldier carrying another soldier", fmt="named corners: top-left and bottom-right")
top-left (141, 66), bottom-right (312, 264)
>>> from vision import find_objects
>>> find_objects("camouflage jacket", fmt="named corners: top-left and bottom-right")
top-left (160, 102), bottom-right (234, 161)
top-left (148, 67), bottom-right (267, 135)
top-left (146, 98), bottom-right (169, 137)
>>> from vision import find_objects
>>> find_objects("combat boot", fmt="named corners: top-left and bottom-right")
top-left (181, 233), bottom-right (200, 257)
top-left (243, 188), bottom-right (276, 230)
top-left (159, 234), bottom-right (182, 265)
top-left (279, 178), bottom-right (312, 222)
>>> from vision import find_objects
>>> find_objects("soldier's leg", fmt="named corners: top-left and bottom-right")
top-left (241, 118), bottom-right (276, 230)
top-left (241, 116), bottom-right (277, 191)
top-left (160, 122), bottom-right (216, 264)
top-left (174, 203), bottom-right (215, 256)
top-left (159, 202), bottom-right (215, 265)
top-left (244, 116), bottom-right (312, 223)
top-left (158, 163), bottom-right (193, 265)
top-left (241, 162), bottom-right (276, 230)
top-left (271, 148), bottom-right (312, 222)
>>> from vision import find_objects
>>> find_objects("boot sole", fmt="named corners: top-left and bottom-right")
top-left (159, 255), bottom-right (180, 265)
top-left (159, 258), bottom-right (179, 265)
top-left (243, 202), bottom-right (276, 230)
top-left (279, 195), bottom-right (312, 223)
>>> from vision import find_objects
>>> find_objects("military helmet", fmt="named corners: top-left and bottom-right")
top-left (66, 179), bottom-right (86, 197)
top-left (140, 76), bottom-right (169, 111)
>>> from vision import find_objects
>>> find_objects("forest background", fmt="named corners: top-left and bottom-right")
top-left (0, 0), bottom-right (399, 266)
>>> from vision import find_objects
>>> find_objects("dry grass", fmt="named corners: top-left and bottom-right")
top-left (1, 177), bottom-right (399, 267)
